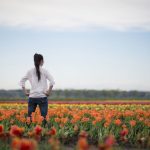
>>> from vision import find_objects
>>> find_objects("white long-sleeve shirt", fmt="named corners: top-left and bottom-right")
top-left (19, 66), bottom-right (55, 98)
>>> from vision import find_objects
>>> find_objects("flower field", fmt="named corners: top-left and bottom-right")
top-left (0, 102), bottom-right (150, 150)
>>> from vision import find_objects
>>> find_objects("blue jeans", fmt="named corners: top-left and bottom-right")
top-left (28, 97), bottom-right (48, 119)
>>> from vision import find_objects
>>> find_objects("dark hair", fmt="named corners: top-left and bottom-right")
top-left (34, 53), bottom-right (43, 81)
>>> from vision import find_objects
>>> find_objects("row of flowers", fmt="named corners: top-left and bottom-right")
top-left (0, 103), bottom-right (150, 149)
top-left (0, 123), bottom-right (119, 150)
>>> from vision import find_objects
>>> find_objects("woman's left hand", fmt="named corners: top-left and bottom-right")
top-left (25, 92), bottom-right (30, 96)
top-left (44, 90), bottom-right (51, 96)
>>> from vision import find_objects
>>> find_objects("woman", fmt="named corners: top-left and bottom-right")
top-left (19, 53), bottom-right (55, 126)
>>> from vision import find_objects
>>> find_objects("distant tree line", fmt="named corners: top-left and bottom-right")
top-left (0, 89), bottom-right (150, 100)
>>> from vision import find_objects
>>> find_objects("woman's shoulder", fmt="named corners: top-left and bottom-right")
top-left (27, 67), bottom-right (35, 74)
top-left (41, 67), bottom-right (49, 74)
top-left (29, 67), bottom-right (35, 72)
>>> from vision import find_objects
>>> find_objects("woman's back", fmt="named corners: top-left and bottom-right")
top-left (24, 66), bottom-right (55, 98)
top-left (19, 53), bottom-right (55, 98)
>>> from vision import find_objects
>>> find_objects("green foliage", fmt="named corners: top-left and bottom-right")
top-left (0, 89), bottom-right (150, 100)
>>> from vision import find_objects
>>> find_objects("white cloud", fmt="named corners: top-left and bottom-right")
top-left (0, 0), bottom-right (150, 31)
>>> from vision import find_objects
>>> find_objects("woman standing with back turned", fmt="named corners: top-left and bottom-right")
top-left (19, 53), bottom-right (55, 126)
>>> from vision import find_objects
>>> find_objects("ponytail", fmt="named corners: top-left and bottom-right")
top-left (34, 53), bottom-right (43, 81)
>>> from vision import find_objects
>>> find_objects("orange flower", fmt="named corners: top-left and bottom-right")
top-left (104, 121), bottom-right (110, 127)
top-left (92, 120), bottom-right (97, 125)
top-left (74, 125), bottom-right (79, 132)
top-left (49, 136), bottom-right (60, 150)
top-left (27, 131), bottom-right (34, 138)
top-left (81, 117), bottom-right (90, 122)
top-left (114, 119), bottom-right (122, 126)
top-left (37, 116), bottom-right (44, 124)
top-left (10, 119), bottom-right (14, 124)
top-left (122, 124), bottom-right (127, 128)
top-left (129, 120), bottom-right (136, 127)
top-left (54, 118), bottom-right (61, 123)
top-left (139, 117), bottom-right (144, 122)
top-left (11, 137), bottom-right (20, 150)
top-left (10, 125), bottom-right (24, 137)
top-left (26, 117), bottom-right (31, 125)
top-left (77, 137), bottom-right (89, 150)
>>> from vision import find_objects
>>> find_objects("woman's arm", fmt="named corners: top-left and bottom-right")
top-left (19, 70), bottom-right (30, 96)
top-left (44, 69), bottom-right (55, 96)
top-left (22, 86), bottom-right (30, 96)
top-left (44, 85), bottom-right (53, 96)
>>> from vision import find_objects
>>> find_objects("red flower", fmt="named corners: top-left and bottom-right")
top-left (79, 130), bottom-right (88, 138)
top-left (120, 128), bottom-right (129, 137)
top-left (0, 124), bottom-right (4, 134)
top-left (48, 127), bottom-right (57, 136)
top-left (34, 125), bottom-right (42, 135)
top-left (99, 135), bottom-right (115, 150)
top-left (98, 143), bottom-right (108, 150)
top-left (104, 135), bottom-right (115, 147)
top-left (19, 139), bottom-right (37, 150)
top-left (10, 125), bottom-right (24, 137)
top-left (11, 138), bottom-right (37, 150)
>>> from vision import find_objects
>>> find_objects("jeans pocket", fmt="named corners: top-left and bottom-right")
top-left (41, 97), bottom-right (47, 104)
top-left (28, 98), bottom-right (34, 104)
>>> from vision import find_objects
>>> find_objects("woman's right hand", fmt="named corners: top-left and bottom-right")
top-left (22, 86), bottom-right (30, 96)
top-left (44, 90), bottom-right (51, 97)
top-left (25, 92), bottom-right (30, 96)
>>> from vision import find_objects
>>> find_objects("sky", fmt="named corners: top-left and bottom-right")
top-left (0, 0), bottom-right (150, 91)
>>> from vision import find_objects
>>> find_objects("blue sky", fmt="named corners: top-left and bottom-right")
top-left (0, 0), bottom-right (150, 91)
